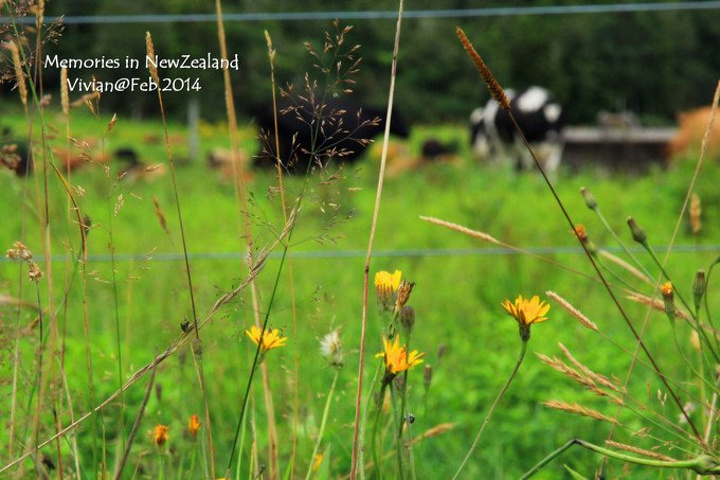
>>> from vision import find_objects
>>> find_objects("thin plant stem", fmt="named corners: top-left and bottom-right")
top-left (499, 103), bottom-right (707, 442)
top-left (593, 207), bottom-right (653, 280)
top-left (452, 338), bottom-right (528, 479)
top-left (146, 31), bottom-right (215, 477)
top-left (371, 382), bottom-right (389, 480)
top-left (266, 31), bottom-right (301, 477)
top-left (213, 3), bottom-right (279, 477)
top-left (644, 245), bottom-right (718, 363)
top-left (359, 361), bottom-right (384, 480)
top-left (350, 1), bottom-right (405, 477)
top-left (113, 352), bottom-right (159, 480)
top-left (304, 368), bottom-right (341, 480)
top-left (225, 244), bottom-right (293, 477)
top-left (522, 439), bottom-right (720, 478)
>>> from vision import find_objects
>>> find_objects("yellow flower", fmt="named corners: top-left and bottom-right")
top-left (502, 295), bottom-right (550, 326)
top-left (313, 453), bottom-right (324, 472)
top-left (245, 325), bottom-right (287, 352)
top-left (376, 335), bottom-right (425, 375)
top-left (501, 295), bottom-right (550, 340)
top-left (153, 424), bottom-right (169, 447)
top-left (375, 270), bottom-right (402, 310)
top-left (660, 281), bottom-right (673, 298)
top-left (188, 414), bottom-right (201, 440)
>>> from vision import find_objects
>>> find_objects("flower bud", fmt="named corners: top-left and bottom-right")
top-left (395, 280), bottom-right (415, 311)
top-left (660, 281), bottom-right (675, 324)
top-left (399, 305), bottom-right (415, 332)
top-left (423, 364), bottom-right (433, 391)
top-left (580, 187), bottom-right (597, 210)
top-left (692, 270), bottom-right (706, 312)
top-left (627, 217), bottom-right (647, 245)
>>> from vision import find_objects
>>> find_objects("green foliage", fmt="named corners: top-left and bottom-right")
top-left (28, 0), bottom-right (720, 124)
top-left (1, 106), bottom-right (718, 476)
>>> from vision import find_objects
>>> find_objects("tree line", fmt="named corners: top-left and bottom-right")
top-left (6, 0), bottom-right (720, 126)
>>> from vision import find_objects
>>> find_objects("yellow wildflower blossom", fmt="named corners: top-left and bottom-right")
top-left (375, 270), bottom-right (402, 310)
top-left (501, 295), bottom-right (550, 340)
top-left (376, 335), bottom-right (425, 375)
top-left (245, 325), bottom-right (287, 352)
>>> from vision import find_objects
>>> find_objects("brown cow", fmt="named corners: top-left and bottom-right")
top-left (667, 107), bottom-right (720, 160)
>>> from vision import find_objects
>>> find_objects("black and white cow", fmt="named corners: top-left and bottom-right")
top-left (470, 86), bottom-right (564, 175)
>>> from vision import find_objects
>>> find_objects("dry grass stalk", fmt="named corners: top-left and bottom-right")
top-left (145, 32), bottom-right (159, 85)
top-left (546, 291), bottom-right (599, 332)
top-left (598, 250), bottom-right (652, 285)
top-left (419, 216), bottom-right (501, 245)
top-left (351, 2), bottom-right (406, 478)
top-left (626, 292), bottom-right (692, 322)
top-left (60, 68), bottom-right (69, 116)
top-left (544, 400), bottom-right (618, 423)
top-left (152, 196), bottom-right (170, 236)
top-left (455, 27), bottom-right (509, 110)
top-left (557, 343), bottom-right (622, 394)
top-left (604, 440), bottom-right (677, 462)
top-left (536, 353), bottom-right (607, 397)
top-left (4, 41), bottom-right (27, 107)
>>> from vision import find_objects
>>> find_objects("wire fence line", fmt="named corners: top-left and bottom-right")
top-left (5, 2), bottom-right (720, 25)
top-left (2, 244), bottom-right (718, 264)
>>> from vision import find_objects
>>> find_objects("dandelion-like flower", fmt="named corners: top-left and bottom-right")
top-left (245, 325), bottom-right (287, 352)
top-left (501, 295), bottom-right (550, 340)
top-left (375, 270), bottom-right (402, 310)
top-left (153, 424), bottom-right (169, 447)
top-left (188, 414), bottom-right (201, 441)
top-left (376, 335), bottom-right (425, 376)
top-left (320, 329), bottom-right (344, 367)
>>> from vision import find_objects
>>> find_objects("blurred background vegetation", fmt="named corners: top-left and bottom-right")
top-left (3, 0), bottom-right (718, 125)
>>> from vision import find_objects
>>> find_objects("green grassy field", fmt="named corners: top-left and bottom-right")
top-left (1, 108), bottom-right (718, 479)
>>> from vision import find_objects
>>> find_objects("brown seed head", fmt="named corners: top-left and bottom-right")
top-left (456, 27), bottom-right (510, 110)
top-left (396, 280), bottom-right (415, 311)
top-left (145, 32), bottom-right (160, 85)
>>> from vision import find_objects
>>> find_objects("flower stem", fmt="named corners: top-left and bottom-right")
top-left (372, 382), bottom-right (389, 480)
top-left (304, 369), bottom-right (340, 480)
top-left (452, 339), bottom-right (528, 479)
top-left (522, 439), bottom-right (720, 478)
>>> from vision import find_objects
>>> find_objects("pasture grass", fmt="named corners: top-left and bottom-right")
top-left (1, 104), bottom-right (718, 478)
top-left (1, 6), bottom-right (718, 478)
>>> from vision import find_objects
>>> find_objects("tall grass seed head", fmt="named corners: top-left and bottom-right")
top-left (375, 269), bottom-right (402, 311)
top-left (319, 329), bottom-right (344, 367)
top-left (501, 294), bottom-right (550, 341)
